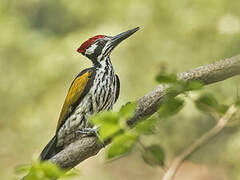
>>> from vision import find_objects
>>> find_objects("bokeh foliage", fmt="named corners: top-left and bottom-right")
top-left (1, 0), bottom-right (240, 179)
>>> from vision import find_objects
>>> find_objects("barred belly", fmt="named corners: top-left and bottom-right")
top-left (57, 60), bottom-right (117, 147)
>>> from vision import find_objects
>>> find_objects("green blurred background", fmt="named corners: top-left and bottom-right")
top-left (1, 0), bottom-right (240, 179)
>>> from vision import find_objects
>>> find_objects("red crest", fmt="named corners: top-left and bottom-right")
top-left (77, 35), bottom-right (105, 53)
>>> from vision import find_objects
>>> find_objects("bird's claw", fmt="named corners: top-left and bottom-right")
top-left (76, 126), bottom-right (100, 138)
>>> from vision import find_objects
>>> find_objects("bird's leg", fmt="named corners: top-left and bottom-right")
top-left (76, 126), bottom-right (100, 138)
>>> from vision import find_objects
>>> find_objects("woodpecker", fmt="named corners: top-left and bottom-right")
top-left (40, 27), bottom-right (140, 160)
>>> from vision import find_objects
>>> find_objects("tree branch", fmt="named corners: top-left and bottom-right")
top-left (162, 104), bottom-right (238, 180)
top-left (49, 54), bottom-right (240, 169)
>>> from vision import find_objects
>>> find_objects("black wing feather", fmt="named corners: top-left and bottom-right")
top-left (115, 74), bottom-right (120, 103)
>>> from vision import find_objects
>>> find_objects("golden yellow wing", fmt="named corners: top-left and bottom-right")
top-left (56, 68), bottom-right (95, 132)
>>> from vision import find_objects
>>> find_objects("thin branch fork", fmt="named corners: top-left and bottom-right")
top-left (50, 55), bottom-right (240, 169)
top-left (162, 104), bottom-right (239, 180)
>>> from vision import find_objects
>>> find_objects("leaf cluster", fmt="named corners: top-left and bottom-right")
top-left (16, 162), bottom-right (77, 180)
top-left (90, 100), bottom-right (167, 166)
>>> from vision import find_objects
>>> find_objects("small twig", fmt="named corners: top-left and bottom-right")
top-left (162, 104), bottom-right (238, 180)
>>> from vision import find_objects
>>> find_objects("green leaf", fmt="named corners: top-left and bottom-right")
top-left (24, 162), bottom-right (67, 180)
top-left (217, 104), bottom-right (229, 114)
top-left (184, 80), bottom-right (203, 91)
top-left (90, 112), bottom-right (121, 141)
top-left (15, 164), bottom-right (31, 174)
top-left (155, 74), bottom-right (177, 84)
top-left (158, 98), bottom-right (184, 118)
top-left (142, 145), bottom-right (165, 167)
top-left (167, 83), bottom-right (185, 95)
top-left (107, 132), bottom-right (138, 160)
top-left (195, 94), bottom-right (218, 111)
top-left (40, 162), bottom-right (66, 178)
top-left (135, 118), bottom-right (157, 135)
top-left (119, 102), bottom-right (137, 120)
top-left (195, 93), bottom-right (229, 114)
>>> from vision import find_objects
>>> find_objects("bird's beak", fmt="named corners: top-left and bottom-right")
top-left (110, 27), bottom-right (140, 49)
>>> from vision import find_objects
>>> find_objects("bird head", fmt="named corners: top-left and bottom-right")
top-left (77, 27), bottom-right (140, 64)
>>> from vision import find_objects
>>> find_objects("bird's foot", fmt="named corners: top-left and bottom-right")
top-left (76, 126), bottom-right (99, 138)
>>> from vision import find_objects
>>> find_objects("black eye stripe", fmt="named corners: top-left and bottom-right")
top-left (85, 39), bottom-right (108, 62)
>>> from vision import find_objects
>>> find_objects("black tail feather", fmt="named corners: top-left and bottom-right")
top-left (40, 135), bottom-right (62, 161)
